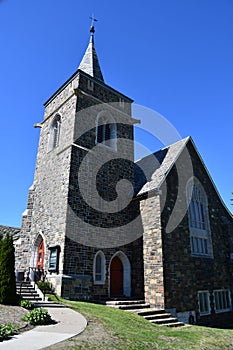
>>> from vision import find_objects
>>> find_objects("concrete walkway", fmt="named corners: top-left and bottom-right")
top-left (0, 302), bottom-right (87, 350)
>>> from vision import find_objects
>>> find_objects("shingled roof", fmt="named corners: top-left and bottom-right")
top-left (0, 225), bottom-right (20, 238)
top-left (135, 137), bottom-right (190, 196)
top-left (78, 26), bottom-right (104, 82)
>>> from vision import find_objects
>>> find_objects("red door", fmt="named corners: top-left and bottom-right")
top-left (110, 256), bottom-right (123, 297)
top-left (36, 240), bottom-right (44, 271)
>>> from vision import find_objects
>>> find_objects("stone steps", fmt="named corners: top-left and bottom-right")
top-left (16, 281), bottom-right (43, 301)
top-left (143, 313), bottom-right (172, 320)
top-left (136, 308), bottom-right (167, 316)
top-left (113, 303), bottom-right (151, 310)
top-left (149, 317), bottom-right (179, 325)
top-left (106, 300), bottom-right (184, 327)
top-left (106, 299), bottom-right (145, 306)
top-left (161, 322), bottom-right (185, 327)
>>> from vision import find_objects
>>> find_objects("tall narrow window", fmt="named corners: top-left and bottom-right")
top-left (93, 251), bottom-right (106, 284)
top-left (187, 178), bottom-right (213, 257)
top-left (48, 246), bottom-right (60, 273)
top-left (96, 112), bottom-right (117, 150)
top-left (198, 291), bottom-right (211, 315)
top-left (48, 115), bottom-right (61, 152)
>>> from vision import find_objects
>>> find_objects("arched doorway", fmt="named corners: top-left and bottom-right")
top-left (36, 239), bottom-right (44, 271)
top-left (29, 233), bottom-right (45, 281)
top-left (110, 256), bottom-right (123, 297)
top-left (109, 251), bottom-right (131, 298)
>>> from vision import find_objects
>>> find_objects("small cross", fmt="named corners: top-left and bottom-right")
top-left (90, 15), bottom-right (98, 27)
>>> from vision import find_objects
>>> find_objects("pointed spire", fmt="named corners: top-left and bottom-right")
top-left (78, 18), bottom-right (104, 82)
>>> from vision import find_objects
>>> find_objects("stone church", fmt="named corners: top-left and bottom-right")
top-left (2, 25), bottom-right (233, 327)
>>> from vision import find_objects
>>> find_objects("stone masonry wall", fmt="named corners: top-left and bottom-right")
top-left (17, 69), bottom-right (141, 298)
top-left (140, 194), bottom-right (164, 309)
top-left (15, 185), bottom-right (35, 270)
top-left (0, 225), bottom-right (22, 270)
top-left (60, 72), bottom-right (144, 300)
top-left (16, 73), bottom-right (81, 288)
top-left (161, 139), bottom-right (233, 326)
top-left (60, 237), bottom-right (144, 300)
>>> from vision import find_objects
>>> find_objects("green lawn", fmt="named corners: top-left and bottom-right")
top-left (48, 295), bottom-right (233, 350)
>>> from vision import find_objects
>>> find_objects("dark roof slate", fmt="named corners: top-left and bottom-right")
top-left (78, 33), bottom-right (104, 82)
top-left (134, 137), bottom-right (190, 195)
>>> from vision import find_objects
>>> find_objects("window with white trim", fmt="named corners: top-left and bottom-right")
top-left (93, 251), bottom-right (106, 284)
top-left (48, 114), bottom-right (61, 152)
top-left (187, 178), bottom-right (213, 257)
top-left (198, 291), bottom-right (211, 315)
top-left (214, 289), bottom-right (231, 313)
top-left (96, 112), bottom-right (117, 150)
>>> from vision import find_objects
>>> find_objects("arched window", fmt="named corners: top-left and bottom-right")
top-left (96, 112), bottom-right (117, 150)
top-left (187, 178), bottom-right (213, 257)
top-left (93, 251), bottom-right (106, 284)
top-left (48, 114), bottom-right (61, 152)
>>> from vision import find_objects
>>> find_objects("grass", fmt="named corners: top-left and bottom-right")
top-left (47, 295), bottom-right (233, 350)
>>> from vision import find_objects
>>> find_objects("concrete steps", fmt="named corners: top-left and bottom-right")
top-left (106, 300), bottom-right (150, 310)
top-left (16, 281), bottom-right (43, 301)
top-left (106, 300), bottom-right (184, 327)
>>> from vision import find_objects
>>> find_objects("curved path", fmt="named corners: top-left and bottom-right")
top-left (0, 302), bottom-right (87, 350)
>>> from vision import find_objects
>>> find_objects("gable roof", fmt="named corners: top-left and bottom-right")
top-left (135, 137), bottom-right (190, 196)
top-left (134, 136), bottom-right (232, 219)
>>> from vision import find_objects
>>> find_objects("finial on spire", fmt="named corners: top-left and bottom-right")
top-left (89, 14), bottom-right (97, 34)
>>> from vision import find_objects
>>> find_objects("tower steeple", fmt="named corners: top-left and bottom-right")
top-left (78, 20), bottom-right (104, 82)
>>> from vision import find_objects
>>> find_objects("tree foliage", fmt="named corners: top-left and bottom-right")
top-left (0, 234), bottom-right (17, 305)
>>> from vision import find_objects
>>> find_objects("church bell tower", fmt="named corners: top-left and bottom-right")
top-left (16, 23), bottom-right (144, 300)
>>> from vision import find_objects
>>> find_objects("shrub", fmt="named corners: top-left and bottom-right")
top-left (37, 281), bottom-right (53, 294)
top-left (0, 234), bottom-right (17, 305)
top-left (19, 299), bottom-right (34, 310)
top-left (0, 324), bottom-right (18, 342)
top-left (22, 308), bottom-right (52, 325)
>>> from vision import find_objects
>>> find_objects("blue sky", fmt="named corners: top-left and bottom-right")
top-left (0, 0), bottom-right (232, 227)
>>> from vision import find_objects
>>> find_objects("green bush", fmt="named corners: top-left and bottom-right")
top-left (37, 281), bottom-right (53, 294)
top-left (19, 299), bottom-right (34, 310)
top-left (0, 234), bottom-right (17, 305)
top-left (22, 308), bottom-right (52, 325)
top-left (0, 324), bottom-right (18, 342)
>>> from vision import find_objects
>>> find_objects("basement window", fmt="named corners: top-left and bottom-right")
top-left (214, 289), bottom-right (231, 313)
top-left (198, 291), bottom-right (211, 315)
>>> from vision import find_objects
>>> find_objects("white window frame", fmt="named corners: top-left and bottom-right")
top-left (93, 251), bottom-right (106, 285)
top-left (47, 114), bottom-right (61, 152)
top-left (187, 178), bottom-right (213, 257)
top-left (198, 290), bottom-right (211, 316)
top-left (213, 289), bottom-right (232, 313)
top-left (96, 111), bottom-right (117, 151)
